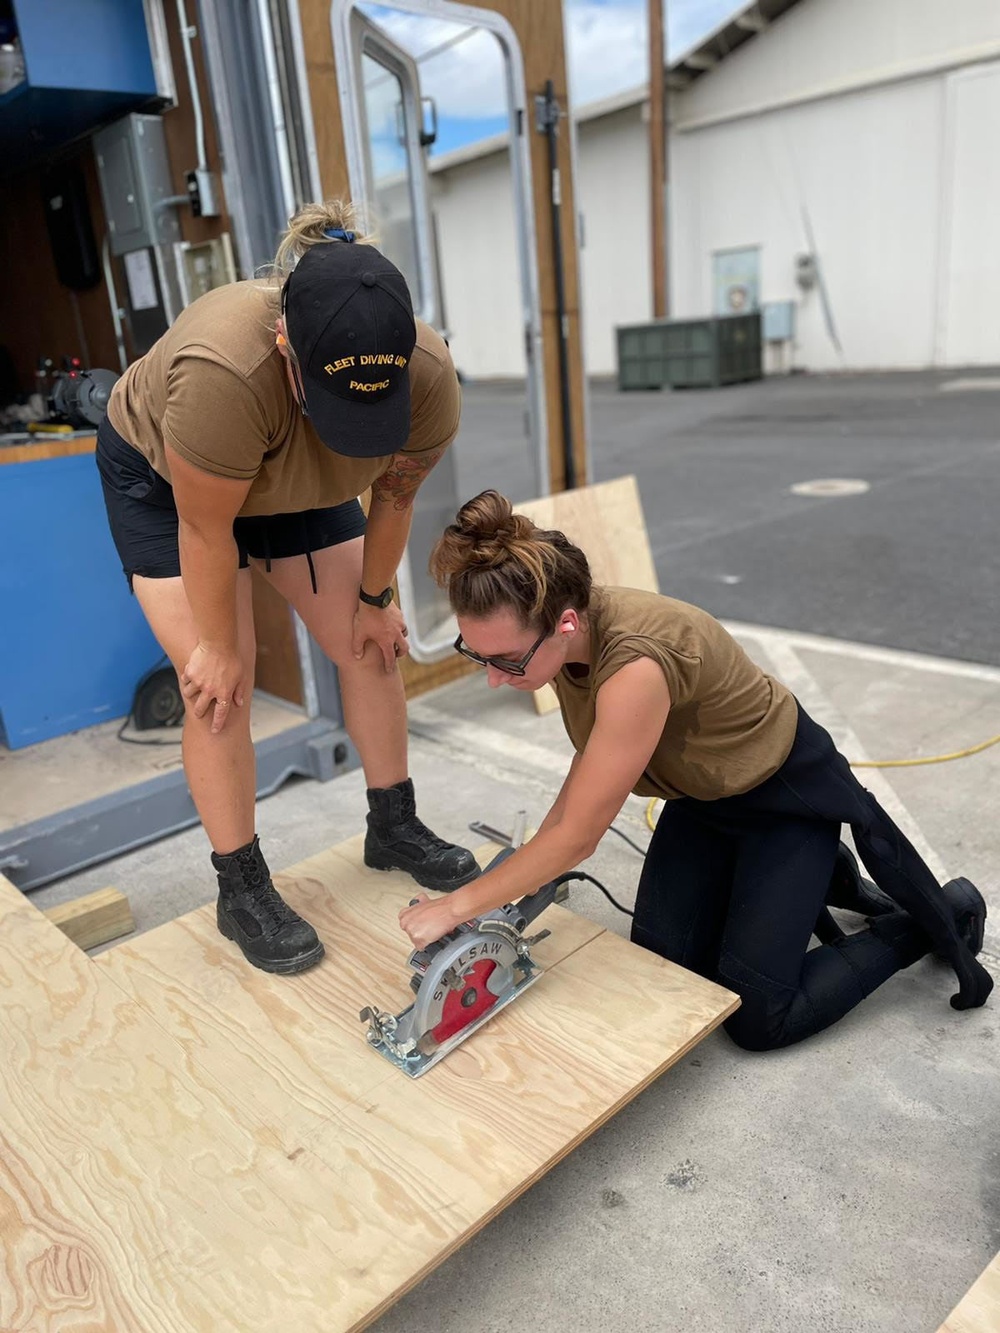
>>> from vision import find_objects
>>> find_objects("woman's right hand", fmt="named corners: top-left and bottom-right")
top-left (180, 642), bottom-right (247, 734)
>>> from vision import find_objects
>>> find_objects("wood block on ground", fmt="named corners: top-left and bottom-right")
top-left (42, 886), bottom-right (134, 951)
top-left (938, 1251), bottom-right (1000, 1332)
top-left (514, 476), bottom-right (660, 715)
top-left (2, 833), bottom-right (738, 1332)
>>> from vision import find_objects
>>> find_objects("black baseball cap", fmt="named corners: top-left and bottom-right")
top-left (282, 239), bottom-right (417, 458)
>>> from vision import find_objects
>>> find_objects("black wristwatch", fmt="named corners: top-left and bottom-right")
top-left (359, 585), bottom-right (394, 609)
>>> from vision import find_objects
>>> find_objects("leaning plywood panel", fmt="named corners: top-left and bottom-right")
top-left (938, 1252), bottom-right (1000, 1332)
top-left (516, 474), bottom-right (659, 595)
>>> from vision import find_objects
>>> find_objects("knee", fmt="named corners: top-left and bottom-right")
top-left (717, 973), bottom-right (796, 1053)
top-left (327, 638), bottom-right (382, 673)
top-left (722, 1010), bottom-right (788, 1053)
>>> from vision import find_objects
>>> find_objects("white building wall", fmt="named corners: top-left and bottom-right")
top-left (676, 0), bottom-right (1000, 130)
top-left (670, 54), bottom-right (1000, 371)
top-left (429, 147), bottom-right (526, 379)
top-left (575, 103), bottom-right (651, 375)
top-left (937, 61), bottom-right (1000, 366)
top-left (423, 0), bottom-right (1000, 380)
top-left (670, 75), bottom-right (947, 370)
top-left (427, 103), bottom-right (652, 380)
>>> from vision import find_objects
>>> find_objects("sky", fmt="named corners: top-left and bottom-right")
top-left (361, 0), bottom-right (744, 158)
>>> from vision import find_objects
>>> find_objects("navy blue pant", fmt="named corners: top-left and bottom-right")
top-left (631, 704), bottom-right (985, 1051)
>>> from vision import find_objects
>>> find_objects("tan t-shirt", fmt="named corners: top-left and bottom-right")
top-left (552, 587), bottom-right (798, 801)
top-left (107, 279), bottom-right (460, 517)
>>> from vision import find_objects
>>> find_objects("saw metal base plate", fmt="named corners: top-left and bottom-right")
top-left (365, 961), bottom-right (543, 1078)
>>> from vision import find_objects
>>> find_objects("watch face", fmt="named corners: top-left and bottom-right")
top-left (362, 586), bottom-right (393, 607)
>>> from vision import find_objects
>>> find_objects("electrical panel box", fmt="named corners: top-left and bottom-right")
top-left (93, 113), bottom-right (182, 257)
top-left (762, 301), bottom-right (796, 343)
top-left (174, 234), bottom-right (237, 305)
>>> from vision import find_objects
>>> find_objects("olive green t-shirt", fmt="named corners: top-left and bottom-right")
top-left (551, 587), bottom-right (798, 801)
top-left (107, 279), bottom-right (460, 517)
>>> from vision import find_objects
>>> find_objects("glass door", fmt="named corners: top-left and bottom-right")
top-left (333, 0), bottom-right (547, 662)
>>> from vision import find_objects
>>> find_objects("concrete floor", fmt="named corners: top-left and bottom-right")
top-left (10, 370), bottom-right (1000, 1332)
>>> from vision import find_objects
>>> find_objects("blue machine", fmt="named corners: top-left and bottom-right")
top-left (0, 450), bottom-right (163, 749)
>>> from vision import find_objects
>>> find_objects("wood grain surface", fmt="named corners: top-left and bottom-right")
top-left (0, 437), bottom-right (96, 465)
top-left (2, 832), bottom-right (738, 1331)
top-left (938, 1251), bottom-right (1000, 1332)
top-left (41, 886), bottom-right (134, 952)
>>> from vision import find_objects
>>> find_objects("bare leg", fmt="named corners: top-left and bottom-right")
top-left (256, 538), bottom-right (407, 788)
top-left (259, 541), bottom-right (478, 890)
top-left (132, 569), bottom-right (258, 853)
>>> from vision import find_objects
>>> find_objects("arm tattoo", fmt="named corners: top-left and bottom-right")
top-left (371, 445), bottom-right (448, 511)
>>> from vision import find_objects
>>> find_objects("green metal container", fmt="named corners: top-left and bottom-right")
top-left (616, 312), bottom-right (762, 390)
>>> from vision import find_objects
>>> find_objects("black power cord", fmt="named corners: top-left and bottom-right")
top-left (606, 822), bottom-right (649, 857)
top-left (554, 870), bottom-right (634, 919)
top-left (116, 713), bottom-right (182, 746)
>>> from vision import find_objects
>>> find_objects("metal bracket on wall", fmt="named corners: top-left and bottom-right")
top-left (0, 718), bottom-right (358, 894)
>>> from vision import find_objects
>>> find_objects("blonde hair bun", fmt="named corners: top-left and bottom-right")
top-left (272, 200), bottom-right (375, 276)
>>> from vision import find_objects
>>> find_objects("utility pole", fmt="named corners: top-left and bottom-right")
top-left (649, 0), bottom-right (668, 318)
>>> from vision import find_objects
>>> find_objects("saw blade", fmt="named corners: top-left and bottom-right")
top-left (363, 961), bottom-right (542, 1078)
top-left (396, 928), bottom-right (522, 1048)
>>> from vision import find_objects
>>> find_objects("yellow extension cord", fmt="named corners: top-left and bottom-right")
top-left (644, 732), bottom-right (1000, 832)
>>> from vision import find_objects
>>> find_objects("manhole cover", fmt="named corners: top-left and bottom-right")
top-left (789, 478), bottom-right (870, 498)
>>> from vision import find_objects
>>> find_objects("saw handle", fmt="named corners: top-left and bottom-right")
top-left (514, 879), bottom-right (562, 929)
top-left (483, 846), bottom-right (562, 931)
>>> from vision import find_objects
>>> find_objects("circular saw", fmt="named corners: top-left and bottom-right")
top-left (359, 849), bottom-right (563, 1078)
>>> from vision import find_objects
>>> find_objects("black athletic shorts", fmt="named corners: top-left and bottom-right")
top-left (96, 415), bottom-right (366, 592)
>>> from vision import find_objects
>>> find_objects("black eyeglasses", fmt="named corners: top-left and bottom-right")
top-left (280, 278), bottom-right (310, 418)
top-left (454, 629), bottom-right (548, 677)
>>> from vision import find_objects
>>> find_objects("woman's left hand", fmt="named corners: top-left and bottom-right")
top-left (399, 893), bottom-right (464, 948)
top-left (352, 599), bottom-right (410, 672)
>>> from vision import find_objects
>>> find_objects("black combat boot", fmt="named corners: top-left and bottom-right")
top-left (212, 835), bottom-right (325, 974)
top-left (940, 877), bottom-right (987, 957)
top-left (814, 843), bottom-right (897, 945)
top-left (827, 842), bottom-right (897, 917)
top-left (364, 778), bottom-right (481, 892)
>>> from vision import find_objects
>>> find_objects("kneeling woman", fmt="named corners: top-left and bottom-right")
top-left (399, 490), bottom-right (992, 1051)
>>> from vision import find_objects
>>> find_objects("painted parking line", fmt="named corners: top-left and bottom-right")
top-left (724, 621), bottom-right (1000, 686)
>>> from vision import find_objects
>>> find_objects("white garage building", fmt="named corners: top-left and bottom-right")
top-left (427, 0), bottom-right (1000, 379)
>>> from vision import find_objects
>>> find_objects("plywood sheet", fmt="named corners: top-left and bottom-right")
top-left (516, 474), bottom-right (659, 596)
top-left (938, 1252), bottom-right (1000, 1333)
top-left (2, 831), bottom-right (737, 1332)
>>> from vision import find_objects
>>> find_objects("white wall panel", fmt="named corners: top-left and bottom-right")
top-left (937, 62), bottom-right (1000, 366)
top-left (677, 0), bottom-right (1000, 129)
top-left (575, 104), bottom-right (651, 375)
top-left (670, 76), bottom-right (946, 370)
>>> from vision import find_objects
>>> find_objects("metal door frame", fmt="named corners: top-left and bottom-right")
top-left (331, 0), bottom-right (549, 661)
top-left (349, 9), bottom-right (442, 326)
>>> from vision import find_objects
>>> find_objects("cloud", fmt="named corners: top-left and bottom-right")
top-left (361, 4), bottom-right (508, 120)
top-left (361, 0), bottom-right (745, 126)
